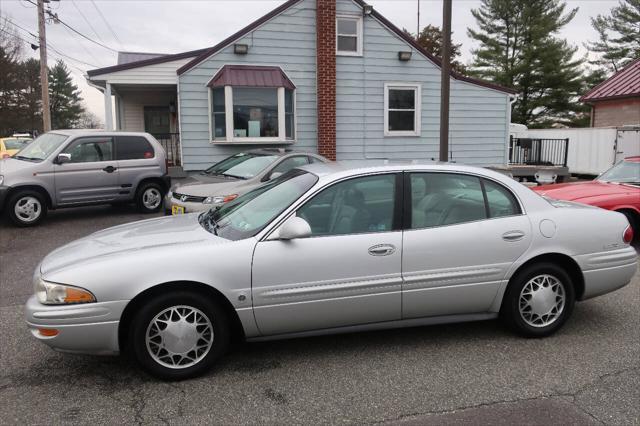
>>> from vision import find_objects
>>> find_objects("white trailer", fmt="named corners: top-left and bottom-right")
top-left (510, 126), bottom-right (640, 175)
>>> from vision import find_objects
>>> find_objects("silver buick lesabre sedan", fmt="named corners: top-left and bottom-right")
top-left (25, 163), bottom-right (637, 380)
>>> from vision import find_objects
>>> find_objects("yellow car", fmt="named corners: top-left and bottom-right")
top-left (0, 137), bottom-right (32, 159)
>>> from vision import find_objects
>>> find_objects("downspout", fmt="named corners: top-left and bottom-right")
top-left (505, 94), bottom-right (518, 165)
top-left (85, 77), bottom-right (110, 130)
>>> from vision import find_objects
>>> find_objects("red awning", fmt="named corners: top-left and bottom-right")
top-left (208, 65), bottom-right (295, 89)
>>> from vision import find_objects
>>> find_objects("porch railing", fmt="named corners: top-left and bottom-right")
top-left (152, 133), bottom-right (181, 167)
top-left (509, 136), bottom-right (569, 167)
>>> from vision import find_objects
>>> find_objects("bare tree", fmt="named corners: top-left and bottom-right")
top-left (76, 108), bottom-right (103, 129)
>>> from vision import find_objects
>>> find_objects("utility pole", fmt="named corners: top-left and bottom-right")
top-left (439, 0), bottom-right (452, 162)
top-left (37, 0), bottom-right (51, 132)
top-left (417, 0), bottom-right (420, 37)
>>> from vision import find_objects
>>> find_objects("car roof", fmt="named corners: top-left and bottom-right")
top-left (298, 160), bottom-right (510, 180)
top-left (245, 148), bottom-right (319, 158)
top-left (48, 129), bottom-right (154, 137)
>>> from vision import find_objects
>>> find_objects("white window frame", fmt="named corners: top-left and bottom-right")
top-left (208, 85), bottom-right (297, 144)
top-left (384, 83), bottom-right (421, 137)
top-left (336, 15), bottom-right (363, 57)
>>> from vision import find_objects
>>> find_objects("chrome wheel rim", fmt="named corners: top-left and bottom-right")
top-left (519, 274), bottom-right (565, 328)
top-left (142, 188), bottom-right (161, 210)
top-left (14, 196), bottom-right (42, 223)
top-left (145, 305), bottom-right (214, 369)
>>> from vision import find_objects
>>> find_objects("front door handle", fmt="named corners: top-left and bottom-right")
top-left (103, 166), bottom-right (117, 173)
top-left (502, 230), bottom-right (525, 242)
top-left (368, 244), bottom-right (396, 256)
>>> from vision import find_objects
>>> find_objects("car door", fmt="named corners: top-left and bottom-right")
top-left (402, 172), bottom-right (531, 319)
top-left (115, 135), bottom-right (158, 200)
top-left (54, 136), bottom-right (120, 205)
top-left (251, 173), bottom-right (403, 336)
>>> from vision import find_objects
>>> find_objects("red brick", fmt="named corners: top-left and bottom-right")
top-left (316, 0), bottom-right (336, 161)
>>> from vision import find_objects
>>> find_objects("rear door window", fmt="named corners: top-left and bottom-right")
top-left (116, 136), bottom-right (155, 160)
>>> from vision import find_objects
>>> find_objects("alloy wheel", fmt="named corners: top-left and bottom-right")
top-left (14, 196), bottom-right (42, 223)
top-left (142, 188), bottom-right (162, 210)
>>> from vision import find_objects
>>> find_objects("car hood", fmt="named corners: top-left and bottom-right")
top-left (172, 175), bottom-right (258, 197)
top-left (40, 214), bottom-right (226, 276)
top-left (0, 157), bottom-right (39, 174)
top-left (533, 181), bottom-right (638, 202)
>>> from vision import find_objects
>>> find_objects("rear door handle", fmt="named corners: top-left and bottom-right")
top-left (368, 244), bottom-right (396, 256)
top-left (502, 230), bottom-right (525, 242)
top-left (102, 166), bottom-right (117, 173)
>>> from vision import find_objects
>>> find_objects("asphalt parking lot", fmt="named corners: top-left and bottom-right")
top-left (1, 206), bottom-right (638, 425)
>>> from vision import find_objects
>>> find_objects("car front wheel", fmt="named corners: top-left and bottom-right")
top-left (501, 262), bottom-right (575, 337)
top-left (128, 291), bottom-right (230, 380)
top-left (6, 190), bottom-right (47, 227)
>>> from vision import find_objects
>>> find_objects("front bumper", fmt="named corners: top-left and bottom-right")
top-left (24, 295), bottom-right (128, 355)
top-left (0, 185), bottom-right (9, 211)
top-left (163, 194), bottom-right (215, 215)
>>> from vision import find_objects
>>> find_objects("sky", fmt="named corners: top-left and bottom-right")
top-left (0, 0), bottom-right (619, 122)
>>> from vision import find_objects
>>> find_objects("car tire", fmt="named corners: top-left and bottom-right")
top-left (618, 210), bottom-right (638, 243)
top-left (501, 262), bottom-right (575, 337)
top-left (128, 291), bottom-right (230, 380)
top-left (136, 182), bottom-right (164, 213)
top-left (6, 190), bottom-right (47, 227)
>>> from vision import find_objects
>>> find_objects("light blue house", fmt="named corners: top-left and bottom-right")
top-left (86, 0), bottom-right (516, 171)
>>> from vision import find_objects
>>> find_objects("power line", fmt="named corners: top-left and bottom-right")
top-left (4, 19), bottom-right (100, 68)
top-left (89, 0), bottom-right (124, 50)
top-left (22, 0), bottom-right (119, 53)
top-left (70, 0), bottom-right (107, 45)
top-left (0, 25), bottom-right (98, 69)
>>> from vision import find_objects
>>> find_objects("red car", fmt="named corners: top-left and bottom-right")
top-left (533, 157), bottom-right (640, 239)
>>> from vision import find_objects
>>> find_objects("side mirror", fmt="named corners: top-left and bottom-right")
top-left (272, 216), bottom-right (311, 240)
top-left (269, 171), bottom-right (283, 181)
top-left (56, 153), bottom-right (71, 164)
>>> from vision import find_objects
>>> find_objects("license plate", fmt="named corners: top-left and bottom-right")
top-left (172, 205), bottom-right (185, 215)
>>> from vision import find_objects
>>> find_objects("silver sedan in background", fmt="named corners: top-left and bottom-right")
top-left (164, 149), bottom-right (327, 215)
top-left (25, 163), bottom-right (637, 380)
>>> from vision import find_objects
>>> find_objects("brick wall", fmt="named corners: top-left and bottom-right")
top-left (316, 0), bottom-right (337, 160)
top-left (592, 98), bottom-right (640, 127)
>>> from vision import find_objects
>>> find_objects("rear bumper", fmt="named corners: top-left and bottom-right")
top-left (24, 295), bottom-right (128, 355)
top-left (161, 174), bottom-right (171, 190)
top-left (574, 247), bottom-right (638, 300)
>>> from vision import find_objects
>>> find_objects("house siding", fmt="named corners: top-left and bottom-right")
top-left (92, 58), bottom-right (191, 85)
top-left (592, 98), bottom-right (640, 127)
top-left (177, 0), bottom-right (510, 170)
top-left (117, 90), bottom-right (178, 132)
top-left (178, 0), bottom-right (318, 170)
top-left (335, 0), bottom-right (509, 165)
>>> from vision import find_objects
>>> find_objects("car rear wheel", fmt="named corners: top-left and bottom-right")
top-left (6, 190), bottom-right (47, 227)
top-left (501, 262), bottom-right (575, 337)
top-left (128, 291), bottom-right (230, 380)
top-left (136, 182), bottom-right (163, 213)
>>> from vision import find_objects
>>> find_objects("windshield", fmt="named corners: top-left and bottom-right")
top-left (597, 160), bottom-right (640, 185)
top-left (199, 169), bottom-right (318, 240)
top-left (3, 139), bottom-right (31, 150)
top-left (15, 133), bottom-right (68, 161)
top-left (203, 153), bottom-right (278, 179)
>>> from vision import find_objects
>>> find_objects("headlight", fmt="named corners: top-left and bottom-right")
top-left (35, 278), bottom-right (96, 305)
top-left (0, 175), bottom-right (4, 185)
top-left (167, 190), bottom-right (172, 199)
top-left (203, 194), bottom-right (238, 204)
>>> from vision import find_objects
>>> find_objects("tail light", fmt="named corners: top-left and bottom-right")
top-left (623, 225), bottom-right (634, 244)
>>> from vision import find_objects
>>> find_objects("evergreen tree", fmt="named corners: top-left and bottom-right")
top-left (18, 58), bottom-right (43, 133)
top-left (467, 0), bottom-right (584, 127)
top-left (586, 0), bottom-right (640, 73)
top-left (48, 60), bottom-right (84, 129)
top-left (405, 25), bottom-right (466, 74)
top-left (0, 19), bottom-right (23, 135)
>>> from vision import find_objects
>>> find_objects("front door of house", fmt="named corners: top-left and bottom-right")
top-left (143, 106), bottom-right (171, 135)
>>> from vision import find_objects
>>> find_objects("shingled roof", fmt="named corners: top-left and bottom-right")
top-left (580, 58), bottom-right (640, 103)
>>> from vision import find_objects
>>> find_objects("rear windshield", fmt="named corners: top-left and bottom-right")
top-left (116, 136), bottom-right (155, 160)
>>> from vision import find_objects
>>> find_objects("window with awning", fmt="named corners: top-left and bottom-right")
top-left (208, 65), bottom-right (296, 143)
